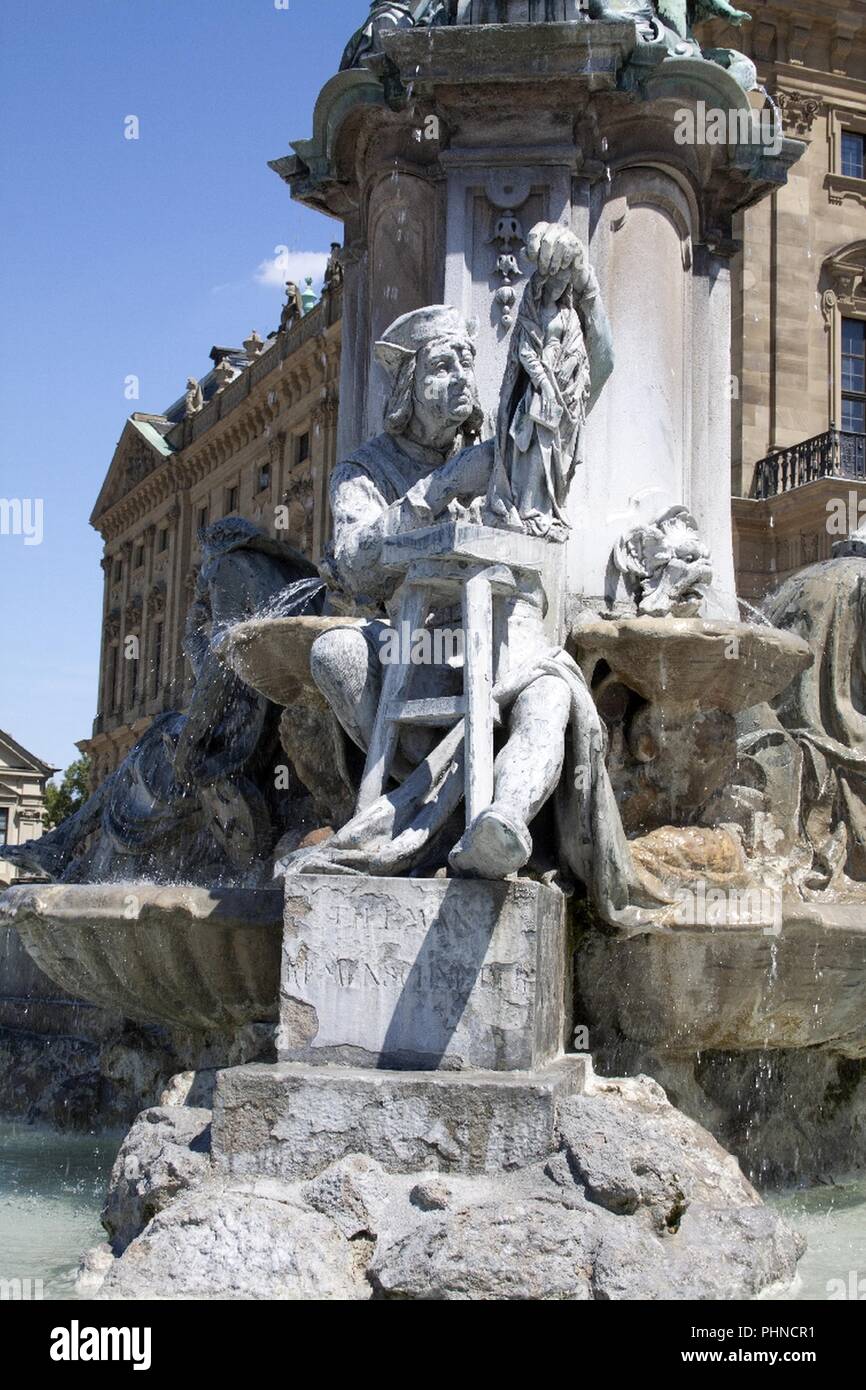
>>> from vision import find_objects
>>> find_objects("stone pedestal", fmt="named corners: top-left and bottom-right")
top-left (211, 1055), bottom-right (590, 1179)
top-left (279, 876), bottom-right (570, 1072)
top-left (209, 874), bottom-right (584, 1184)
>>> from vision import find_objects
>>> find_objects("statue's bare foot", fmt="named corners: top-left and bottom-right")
top-left (448, 802), bottom-right (532, 880)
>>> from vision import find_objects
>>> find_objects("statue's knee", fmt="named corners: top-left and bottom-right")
top-left (310, 628), bottom-right (369, 703)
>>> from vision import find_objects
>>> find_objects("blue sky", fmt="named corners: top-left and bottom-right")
top-left (0, 0), bottom-right (368, 774)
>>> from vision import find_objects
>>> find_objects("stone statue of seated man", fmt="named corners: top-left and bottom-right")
top-left (285, 277), bottom-right (655, 923)
top-left (310, 303), bottom-right (579, 878)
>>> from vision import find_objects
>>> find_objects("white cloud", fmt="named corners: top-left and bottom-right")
top-left (255, 249), bottom-right (329, 291)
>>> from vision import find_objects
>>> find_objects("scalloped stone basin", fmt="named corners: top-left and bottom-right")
top-left (576, 900), bottom-right (866, 1058)
top-left (0, 884), bottom-right (283, 1031)
top-left (571, 616), bottom-right (812, 712)
top-left (218, 615), bottom-right (364, 708)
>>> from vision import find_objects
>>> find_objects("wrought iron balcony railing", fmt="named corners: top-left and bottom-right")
top-left (752, 429), bottom-right (866, 499)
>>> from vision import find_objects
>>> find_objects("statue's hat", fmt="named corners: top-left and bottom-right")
top-left (374, 305), bottom-right (474, 378)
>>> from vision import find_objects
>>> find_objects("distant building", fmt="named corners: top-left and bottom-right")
top-left (80, 289), bottom-right (341, 785)
top-left (0, 730), bottom-right (57, 885)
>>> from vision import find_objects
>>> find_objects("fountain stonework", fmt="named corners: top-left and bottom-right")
top-left (5, 5), bottom-right (866, 1299)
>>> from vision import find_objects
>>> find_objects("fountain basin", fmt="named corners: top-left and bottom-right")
top-left (576, 900), bottom-right (866, 1058)
top-left (218, 615), bottom-right (364, 708)
top-left (0, 884), bottom-right (283, 1032)
top-left (571, 616), bottom-right (812, 712)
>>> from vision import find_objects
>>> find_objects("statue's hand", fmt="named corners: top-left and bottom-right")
top-left (712, 0), bottom-right (751, 23)
top-left (424, 438), bottom-right (495, 514)
top-left (526, 223), bottom-right (587, 283)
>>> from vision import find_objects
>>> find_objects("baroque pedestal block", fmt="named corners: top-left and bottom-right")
top-left (278, 875), bottom-right (570, 1072)
top-left (211, 1056), bottom-right (590, 1179)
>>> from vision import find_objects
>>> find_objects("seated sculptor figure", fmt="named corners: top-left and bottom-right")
top-left (284, 246), bottom-right (657, 925)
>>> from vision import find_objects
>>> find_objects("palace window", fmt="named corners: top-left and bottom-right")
top-left (157, 527), bottom-right (168, 552)
top-left (197, 504), bottom-right (209, 534)
top-left (297, 432), bottom-right (310, 464)
top-left (258, 459), bottom-right (271, 493)
top-left (225, 484), bottom-right (239, 516)
top-left (0, 808), bottom-right (8, 846)
top-left (134, 543), bottom-right (145, 570)
top-left (842, 131), bottom-right (865, 180)
top-left (113, 559), bottom-right (122, 583)
top-left (841, 317), bottom-right (866, 433)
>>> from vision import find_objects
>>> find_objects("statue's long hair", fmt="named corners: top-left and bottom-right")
top-left (383, 348), bottom-right (485, 445)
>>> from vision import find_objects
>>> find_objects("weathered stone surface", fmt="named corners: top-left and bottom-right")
top-left (301, 1154), bottom-right (391, 1240)
top-left (369, 1198), bottom-right (599, 1300)
top-left (99, 1069), bottom-right (803, 1301)
top-left (157, 1068), bottom-right (218, 1109)
top-left (99, 1187), bottom-right (369, 1301)
top-left (102, 1106), bottom-right (213, 1253)
top-left (365, 1074), bottom-right (802, 1300)
top-left (595, 1043), bottom-right (866, 1187)
top-left (73, 1243), bottom-right (115, 1298)
top-left (279, 876), bottom-right (569, 1071)
top-left (576, 904), bottom-right (866, 1056)
top-left (212, 1058), bottom-right (590, 1179)
top-left (0, 884), bottom-right (283, 1031)
top-left (556, 1074), bottom-right (759, 1233)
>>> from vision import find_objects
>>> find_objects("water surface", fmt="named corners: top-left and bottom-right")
top-left (765, 1178), bottom-right (866, 1301)
top-left (0, 1122), bottom-right (119, 1300)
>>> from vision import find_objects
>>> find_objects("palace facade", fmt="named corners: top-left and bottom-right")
top-left (80, 291), bottom-right (340, 784)
top-left (707, 0), bottom-right (866, 596)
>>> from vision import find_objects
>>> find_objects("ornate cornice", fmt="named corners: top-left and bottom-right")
top-left (826, 173), bottom-right (866, 208)
top-left (772, 87), bottom-right (824, 138)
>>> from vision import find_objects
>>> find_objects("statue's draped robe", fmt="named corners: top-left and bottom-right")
top-left (488, 270), bottom-right (613, 535)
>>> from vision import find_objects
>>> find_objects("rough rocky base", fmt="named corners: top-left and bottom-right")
top-left (87, 1068), bottom-right (804, 1301)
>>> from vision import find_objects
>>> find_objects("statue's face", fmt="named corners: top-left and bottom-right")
top-left (413, 334), bottom-right (477, 432)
